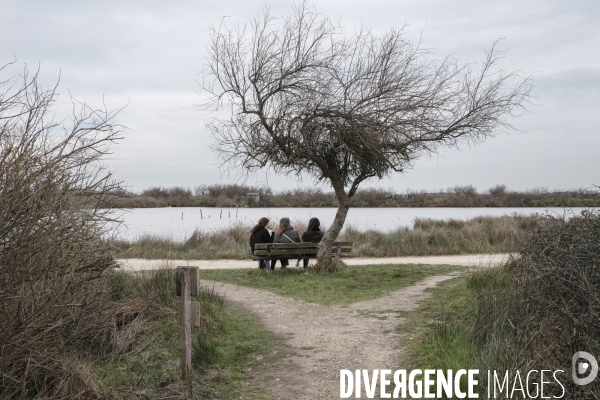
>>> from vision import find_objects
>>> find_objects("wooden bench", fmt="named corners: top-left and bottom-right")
top-left (251, 242), bottom-right (353, 270)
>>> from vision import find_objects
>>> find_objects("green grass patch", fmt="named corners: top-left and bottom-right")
top-left (394, 267), bottom-right (534, 398)
top-left (398, 276), bottom-right (477, 369)
top-left (390, 274), bottom-right (480, 398)
top-left (90, 270), bottom-right (288, 400)
top-left (193, 301), bottom-right (288, 399)
top-left (201, 264), bottom-right (465, 305)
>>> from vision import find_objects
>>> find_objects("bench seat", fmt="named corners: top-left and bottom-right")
top-left (251, 241), bottom-right (353, 260)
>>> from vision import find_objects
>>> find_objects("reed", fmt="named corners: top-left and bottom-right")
top-left (113, 215), bottom-right (540, 260)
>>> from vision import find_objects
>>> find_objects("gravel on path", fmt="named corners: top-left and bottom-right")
top-left (206, 273), bottom-right (460, 399)
top-left (117, 253), bottom-right (509, 271)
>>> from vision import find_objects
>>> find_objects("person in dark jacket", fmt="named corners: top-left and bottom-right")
top-left (273, 217), bottom-right (300, 268)
top-left (301, 217), bottom-right (324, 267)
top-left (250, 217), bottom-right (274, 269)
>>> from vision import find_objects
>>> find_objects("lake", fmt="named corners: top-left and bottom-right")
top-left (109, 206), bottom-right (587, 242)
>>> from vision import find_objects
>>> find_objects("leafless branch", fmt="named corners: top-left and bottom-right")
top-left (0, 61), bottom-right (127, 398)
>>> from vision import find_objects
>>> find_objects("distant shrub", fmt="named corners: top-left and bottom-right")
top-left (104, 183), bottom-right (600, 208)
top-left (488, 184), bottom-right (507, 195)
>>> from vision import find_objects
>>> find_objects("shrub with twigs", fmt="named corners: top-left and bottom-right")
top-left (0, 62), bottom-right (127, 399)
top-left (472, 209), bottom-right (600, 397)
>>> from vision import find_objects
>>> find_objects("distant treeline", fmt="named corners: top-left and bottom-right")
top-left (103, 183), bottom-right (600, 208)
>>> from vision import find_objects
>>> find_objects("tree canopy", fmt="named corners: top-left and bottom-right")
top-left (203, 2), bottom-right (532, 263)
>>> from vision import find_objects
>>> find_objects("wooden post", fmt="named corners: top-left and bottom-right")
top-left (176, 266), bottom-right (200, 379)
top-left (180, 268), bottom-right (192, 379)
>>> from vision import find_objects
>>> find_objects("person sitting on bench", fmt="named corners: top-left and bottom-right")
top-left (273, 217), bottom-right (300, 269)
top-left (300, 217), bottom-right (324, 268)
top-left (249, 217), bottom-right (274, 269)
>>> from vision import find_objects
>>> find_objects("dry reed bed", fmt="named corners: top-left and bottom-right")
top-left (113, 214), bottom-right (542, 260)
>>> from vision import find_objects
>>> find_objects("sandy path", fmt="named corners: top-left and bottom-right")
top-left (118, 253), bottom-right (509, 271)
top-left (206, 272), bottom-right (460, 399)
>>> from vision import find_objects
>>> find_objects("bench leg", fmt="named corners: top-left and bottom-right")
top-left (265, 244), bottom-right (272, 273)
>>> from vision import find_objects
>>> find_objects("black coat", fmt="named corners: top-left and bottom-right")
top-left (301, 229), bottom-right (324, 243)
top-left (249, 226), bottom-right (274, 253)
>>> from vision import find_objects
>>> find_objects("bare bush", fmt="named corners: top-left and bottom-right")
top-left (449, 185), bottom-right (478, 196)
top-left (141, 186), bottom-right (193, 206)
top-left (488, 184), bottom-right (507, 196)
top-left (472, 209), bottom-right (600, 397)
top-left (0, 62), bottom-right (126, 399)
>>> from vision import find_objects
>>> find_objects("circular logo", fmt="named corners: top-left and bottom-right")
top-left (572, 351), bottom-right (598, 386)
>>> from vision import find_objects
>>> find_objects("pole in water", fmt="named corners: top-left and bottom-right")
top-left (200, 209), bottom-right (203, 219)
top-left (181, 212), bottom-right (183, 220)
top-left (220, 209), bottom-right (222, 219)
top-left (228, 211), bottom-right (230, 218)
top-left (236, 208), bottom-right (238, 218)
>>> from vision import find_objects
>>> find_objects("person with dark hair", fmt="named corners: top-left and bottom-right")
top-left (250, 217), bottom-right (274, 269)
top-left (301, 217), bottom-right (324, 267)
top-left (273, 217), bottom-right (300, 268)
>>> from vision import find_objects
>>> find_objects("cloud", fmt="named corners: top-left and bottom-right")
top-left (2, 0), bottom-right (599, 192)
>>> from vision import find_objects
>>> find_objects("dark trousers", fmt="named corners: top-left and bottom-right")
top-left (258, 259), bottom-right (271, 269)
top-left (272, 259), bottom-right (288, 268)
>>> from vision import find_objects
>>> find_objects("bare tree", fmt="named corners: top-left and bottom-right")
top-left (203, 2), bottom-right (532, 263)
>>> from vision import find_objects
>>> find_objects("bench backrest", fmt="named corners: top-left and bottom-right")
top-left (253, 242), bottom-right (353, 258)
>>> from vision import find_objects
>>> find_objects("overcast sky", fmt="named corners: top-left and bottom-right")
top-left (2, 0), bottom-right (599, 193)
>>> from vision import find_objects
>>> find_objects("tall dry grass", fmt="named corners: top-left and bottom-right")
top-left (91, 267), bottom-right (227, 399)
top-left (347, 214), bottom-right (540, 257)
top-left (113, 215), bottom-right (541, 260)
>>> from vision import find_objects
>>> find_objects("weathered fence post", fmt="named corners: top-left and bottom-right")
top-left (181, 268), bottom-right (191, 378)
top-left (176, 266), bottom-right (200, 379)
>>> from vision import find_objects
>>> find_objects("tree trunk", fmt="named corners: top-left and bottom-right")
top-left (317, 201), bottom-right (351, 262)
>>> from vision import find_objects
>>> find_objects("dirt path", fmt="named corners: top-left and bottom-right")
top-left (205, 272), bottom-right (460, 399)
top-left (118, 253), bottom-right (509, 271)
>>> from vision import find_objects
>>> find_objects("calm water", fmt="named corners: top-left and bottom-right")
top-left (109, 207), bottom-right (587, 242)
